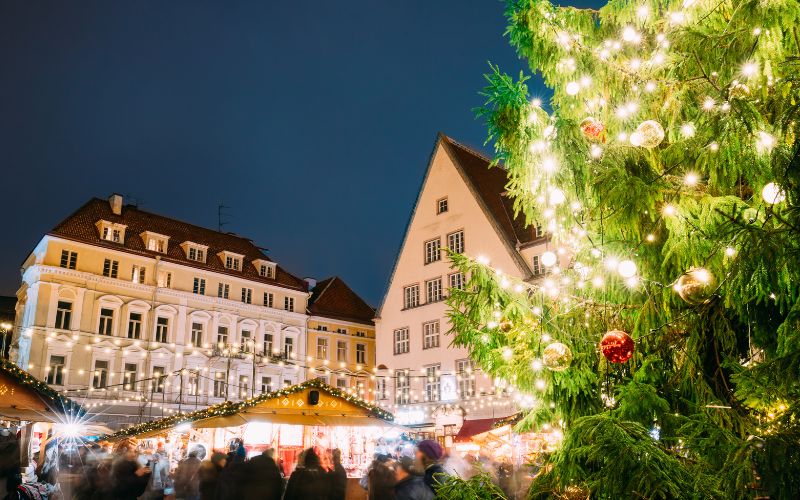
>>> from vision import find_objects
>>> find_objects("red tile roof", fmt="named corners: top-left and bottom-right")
top-left (308, 277), bottom-right (375, 325)
top-left (49, 197), bottom-right (308, 291)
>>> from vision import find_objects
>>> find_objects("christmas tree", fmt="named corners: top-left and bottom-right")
top-left (446, 0), bottom-right (800, 498)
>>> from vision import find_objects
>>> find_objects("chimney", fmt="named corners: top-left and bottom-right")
top-left (304, 277), bottom-right (317, 290)
top-left (108, 193), bottom-right (123, 215)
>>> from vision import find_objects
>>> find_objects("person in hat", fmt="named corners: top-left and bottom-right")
top-left (415, 440), bottom-right (448, 493)
top-left (394, 456), bottom-right (433, 500)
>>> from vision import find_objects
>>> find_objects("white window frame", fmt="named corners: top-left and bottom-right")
top-left (423, 321), bottom-right (440, 349)
top-left (102, 258), bottom-right (119, 278)
top-left (456, 358), bottom-right (476, 398)
top-left (218, 283), bottom-right (230, 299)
top-left (425, 364), bottom-right (440, 402)
top-left (316, 337), bottom-right (329, 360)
top-left (425, 277), bottom-right (442, 303)
top-left (98, 308), bottom-right (114, 336)
top-left (60, 250), bottom-right (78, 270)
top-left (46, 354), bottom-right (67, 386)
top-left (54, 301), bottom-right (72, 330)
top-left (355, 343), bottom-right (366, 364)
top-left (437, 197), bottom-right (448, 214)
top-left (92, 360), bottom-right (110, 389)
top-left (448, 272), bottom-right (464, 291)
top-left (127, 312), bottom-right (143, 339)
top-left (284, 296), bottom-right (295, 312)
top-left (193, 277), bottom-right (206, 295)
top-left (403, 285), bottom-right (419, 309)
top-left (131, 265), bottom-right (146, 284)
top-left (393, 327), bottom-right (409, 355)
top-left (447, 230), bottom-right (465, 254)
top-left (241, 287), bottom-right (252, 304)
top-left (155, 316), bottom-right (169, 343)
top-left (395, 369), bottom-right (410, 404)
top-left (264, 292), bottom-right (274, 308)
top-left (424, 238), bottom-right (441, 264)
top-left (532, 255), bottom-right (543, 276)
top-left (336, 340), bottom-right (347, 362)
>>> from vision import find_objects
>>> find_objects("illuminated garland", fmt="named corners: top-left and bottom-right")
top-left (1, 359), bottom-right (84, 416)
top-left (109, 377), bottom-right (394, 439)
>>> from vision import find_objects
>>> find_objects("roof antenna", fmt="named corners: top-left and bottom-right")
top-left (218, 203), bottom-right (230, 232)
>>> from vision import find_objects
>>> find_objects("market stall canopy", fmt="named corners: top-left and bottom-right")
top-left (0, 359), bottom-right (83, 423)
top-left (111, 378), bottom-right (397, 440)
top-left (454, 417), bottom-right (507, 443)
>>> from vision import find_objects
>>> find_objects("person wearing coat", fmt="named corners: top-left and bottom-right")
top-left (416, 440), bottom-right (448, 493)
top-left (197, 453), bottom-right (226, 500)
top-left (173, 449), bottom-right (202, 500)
top-left (110, 447), bottom-right (151, 500)
top-left (328, 449), bottom-right (347, 500)
top-left (242, 449), bottom-right (283, 500)
top-left (283, 448), bottom-right (332, 500)
top-left (394, 456), bottom-right (434, 500)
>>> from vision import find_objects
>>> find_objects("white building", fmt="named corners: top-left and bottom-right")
top-left (12, 194), bottom-right (313, 428)
top-left (374, 134), bottom-right (548, 447)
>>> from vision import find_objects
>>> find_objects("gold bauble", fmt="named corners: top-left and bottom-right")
top-left (675, 268), bottom-right (716, 305)
top-left (728, 82), bottom-right (750, 100)
top-left (542, 342), bottom-right (573, 372)
top-left (499, 319), bottom-right (513, 333)
top-left (634, 120), bottom-right (665, 148)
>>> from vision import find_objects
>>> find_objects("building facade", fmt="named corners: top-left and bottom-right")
top-left (374, 134), bottom-right (549, 447)
top-left (11, 194), bottom-right (374, 428)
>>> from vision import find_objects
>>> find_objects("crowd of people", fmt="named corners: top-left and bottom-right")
top-left (65, 437), bottom-right (450, 500)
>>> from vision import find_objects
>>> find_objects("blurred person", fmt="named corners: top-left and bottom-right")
top-left (197, 452), bottom-right (226, 500)
top-left (242, 448), bottom-right (283, 500)
top-left (367, 459), bottom-right (396, 500)
top-left (110, 443), bottom-right (151, 500)
top-left (142, 444), bottom-right (172, 499)
top-left (283, 447), bottom-right (331, 500)
top-left (174, 448), bottom-right (202, 500)
top-left (416, 440), bottom-right (448, 493)
top-left (328, 449), bottom-right (347, 500)
top-left (217, 441), bottom-right (246, 499)
top-left (394, 456), bottom-right (433, 500)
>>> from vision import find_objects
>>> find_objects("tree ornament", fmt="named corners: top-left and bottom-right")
top-left (580, 117), bottom-right (605, 142)
top-left (560, 485), bottom-right (590, 500)
top-left (761, 182), bottom-right (786, 204)
top-left (675, 268), bottom-right (716, 305)
top-left (542, 342), bottom-right (573, 371)
top-left (632, 120), bottom-right (665, 148)
top-left (728, 82), bottom-right (750, 99)
top-left (498, 319), bottom-right (513, 333)
top-left (599, 330), bottom-right (635, 363)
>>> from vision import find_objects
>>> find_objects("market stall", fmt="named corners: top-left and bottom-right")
top-left (110, 378), bottom-right (400, 497)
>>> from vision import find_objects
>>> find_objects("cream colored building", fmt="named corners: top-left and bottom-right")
top-left (374, 134), bottom-right (549, 446)
top-left (10, 194), bottom-right (372, 428)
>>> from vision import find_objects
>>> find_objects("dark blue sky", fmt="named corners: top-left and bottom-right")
top-left (0, 1), bottom-right (596, 304)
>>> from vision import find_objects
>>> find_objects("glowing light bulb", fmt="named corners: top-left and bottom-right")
top-left (742, 61), bottom-right (758, 78)
top-left (477, 255), bottom-right (490, 265)
top-left (663, 204), bottom-right (677, 216)
top-left (681, 123), bottom-right (696, 138)
top-left (535, 379), bottom-right (547, 390)
top-left (702, 97), bottom-right (715, 110)
top-left (542, 156), bottom-right (559, 173)
top-left (669, 11), bottom-right (685, 24)
top-left (622, 26), bottom-right (638, 42)
top-left (684, 172), bottom-right (699, 186)
top-left (541, 251), bottom-right (557, 267)
top-left (645, 81), bottom-right (657, 92)
top-left (549, 188), bottom-right (566, 206)
top-left (565, 81), bottom-right (580, 96)
top-left (753, 27), bottom-right (762, 35)
top-left (618, 260), bottom-right (637, 278)
top-left (530, 98), bottom-right (542, 107)
top-left (756, 131), bottom-right (776, 152)
top-left (590, 144), bottom-right (603, 158)
top-left (592, 276), bottom-right (605, 288)
top-left (604, 256), bottom-right (619, 271)
top-left (636, 5), bottom-right (649, 19)
top-left (725, 247), bottom-right (736, 257)
top-left (761, 183), bottom-right (786, 204)
top-left (709, 142), bottom-right (719, 152)
top-left (502, 347), bottom-right (513, 360)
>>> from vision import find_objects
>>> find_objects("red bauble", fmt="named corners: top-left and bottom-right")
top-left (600, 330), bottom-right (634, 363)
top-left (580, 117), bottom-right (606, 142)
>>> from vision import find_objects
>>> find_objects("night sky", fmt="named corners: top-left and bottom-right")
top-left (0, 1), bottom-right (598, 305)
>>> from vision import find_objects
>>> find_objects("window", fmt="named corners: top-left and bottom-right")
top-left (356, 331), bottom-right (366, 338)
top-left (284, 337), bottom-right (294, 358)
top-left (335, 328), bottom-right (347, 335)
top-left (217, 326), bottom-right (228, 346)
top-left (239, 375), bottom-right (249, 399)
top-left (147, 238), bottom-right (167, 253)
top-left (259, 264), bottom-right (275, 278)
top-left (424, 238), bottom-right (441, 264)
top-left (394, 328), bottom-right (409, 355)
top-left (241, 330), bottom-right (252, 353)
top-left (188, 247), bottom-right (205, 262)
top-left (92, 360), bottom-right (109, 389)
top-left (213, 373), bottom-right (226, 398)
top-left (403, 285), bottom-right (419, 309)
top-left (190, 322), bottom-right (203, 347)
top-left (55, 301), bottom-right (72, 330)
top-left (284, 297), bottom-right (295, 312)
top-left (337, 341), bottom-right (347, 362)
top-left (356, 343), bottom-right (366, 364)
top-left (101, 226), bottom-right (123, 243)
top-left (535, 222), bottom-right (543, 238)
top-left (98, 308), bottom-right (114, 335)
top-left (456, 359), bottom-right (476, 398)
top-left (127, 313), bottom-right (142, 339)
top-left (336, 378), bottom-right (348, 389)
top-left (318, 325), bottom-right (328, 332)
top-left (532, 255), bottom-right (543, 276)
top-left (395, 369), bottom-right (410, 404)
top-left (261, 376), bottom-right (273, 393)
top-left (193, 277), bottom-right (206, 295)
top-left (425, 365), bottom-right (440, 402)
top-left (46, 355), bottom-right (65, 385)
top-left (157, 271), bottom-right (172, 288)
top-left (376, 377), bottom-right (387, 400)
top-left (423, 321), bottom-right (440, 349)
top-left (283, 379), bottom-right (292, 388)
top-left (60, 250), bottom-right (77, 270)
top-left (102, 259), bottom-right (119, 278)
top-left (263, 333), bottom-right (274, 356)
top-left (123, 363), bottom-right (137, 390)
top-left (264, 292), bottom-right (274, 308)
top-left (241, 288), bottom-right (252, 304)
top-left (447, 230), bottom-right (465, 254)
top-left (225, 256), bottom-right (240, 270)
top-left (448, 272), bottom-right (464, 291)
top-left (131, 265), bottom-right (146, 284)
top-left (152, 366), bottom-right (165, 393)
top-left (317, 338), bottom-right (329, 359)
top-left (155, 317), bottom-right (169, 343)
top-left (437, 197), bottom-right (448, 214)
top-left (218, 283), bottom-right (230, 299)
top-left (426, 277), bottom-right (443, 303)
top-left (187, 372), bottom-right (199, 396)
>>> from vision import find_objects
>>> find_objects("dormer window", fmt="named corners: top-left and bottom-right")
top-left (181, 241), bottom-right (209, 263)
top-left (253, 259), bottom-right (276, 279)
top-left (218, 251), bottom-right (244, 271)
top-left (95, 220), bottom-right (127, 243)
top-left (141, 231), bottom-right (169, 253)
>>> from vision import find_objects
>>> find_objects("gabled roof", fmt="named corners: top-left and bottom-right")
top-left (376, 133), bottom-right (536, 316)
top-left (308, 277), bottom-right (375, 326)
top-left (48, 197), bottom-right (307, 291)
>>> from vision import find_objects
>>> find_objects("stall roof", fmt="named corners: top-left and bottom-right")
top-left (111, 378), bottom-right (396, 439)
top-left (454, 417), bottom-right (507, 443)
top-left (0, 359), bottom-right (84, 423)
